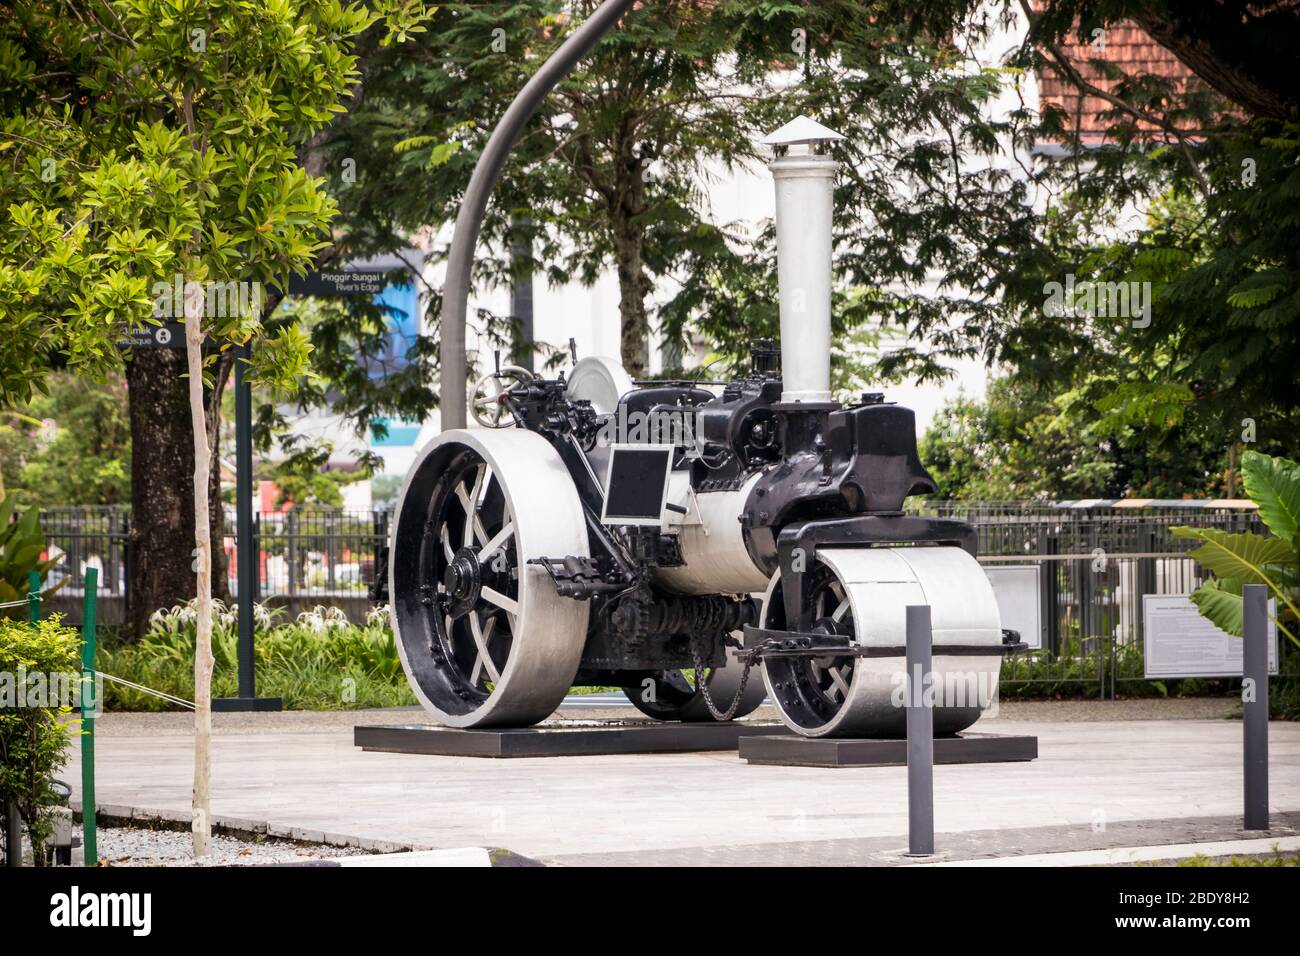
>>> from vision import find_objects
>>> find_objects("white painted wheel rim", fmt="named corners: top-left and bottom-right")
top-left (389, 429), bottom-right (590, 728)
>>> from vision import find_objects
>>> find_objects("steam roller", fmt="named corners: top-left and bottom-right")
top-left (387, 8), bottom-right (1020, 738)
top-left (389, 322), bottom-right (1014, 737)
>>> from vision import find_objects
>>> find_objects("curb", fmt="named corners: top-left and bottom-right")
top-left (905, 835), bottom-right (1300, 867)
top-left (70, 800), bottom-right (543, 865)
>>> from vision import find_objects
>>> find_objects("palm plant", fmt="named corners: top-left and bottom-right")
top-left (1173, 451), bottom-right (1300, 648)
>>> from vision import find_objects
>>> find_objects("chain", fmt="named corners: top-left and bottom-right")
top-left (690, 635), bottom-right (755, 722)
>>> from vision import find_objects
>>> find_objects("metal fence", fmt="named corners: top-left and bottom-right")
top-left (33, 501), bottom-right (1288, 696)
top-left (913, 501), bottom-right (1272, 695)
top-left (38, 506), bottom-right (391, 625)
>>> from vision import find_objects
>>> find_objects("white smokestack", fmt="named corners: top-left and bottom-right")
top-left (763, 117), bottom-right (844, 404)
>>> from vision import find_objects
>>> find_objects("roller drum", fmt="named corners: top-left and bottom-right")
top-left (762, 546), bottom-right (1002, 738)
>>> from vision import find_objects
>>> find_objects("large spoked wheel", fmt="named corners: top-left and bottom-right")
top-left (389, 429), bottom-right (590, 728)
top-left (621, 642), bottom-right (766, 722)
top-left (763, 547), bottom-right (1003, 739)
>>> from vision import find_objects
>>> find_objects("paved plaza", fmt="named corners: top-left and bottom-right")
top-left (67, 700), bottom-right (1300, 865)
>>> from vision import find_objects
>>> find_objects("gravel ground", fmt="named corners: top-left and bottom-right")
top-left (84, 696), bottom-right (1242, 736)
top-left (94, 826), bottom-right (373, 866)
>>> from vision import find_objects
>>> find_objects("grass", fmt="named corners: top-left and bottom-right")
top-left (99, 601), bottom-right (626, 710)
top-left (1175, 851), bottom-right (1299, 867)
top-left (99, 603), bottom-right (416, 711)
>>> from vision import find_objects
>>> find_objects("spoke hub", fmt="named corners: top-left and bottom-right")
top-left (444, 547), bottom-right (483, 617)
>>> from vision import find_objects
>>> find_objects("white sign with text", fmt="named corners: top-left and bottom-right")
top-left (1143, 594), bottom-right (1278, 679)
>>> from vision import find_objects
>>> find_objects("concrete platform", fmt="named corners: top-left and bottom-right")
top-left (355, 721), bottom-right (788, 757)
top-left (65, 705), bottom-right (1300, 865)
top-left (740, 731), bottom-right (1038, 767)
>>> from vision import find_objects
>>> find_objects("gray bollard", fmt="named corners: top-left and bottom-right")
top-left (906, 604), bottom-right (934, 856)
top-left (1242, 583), bottom-right (1269, 830)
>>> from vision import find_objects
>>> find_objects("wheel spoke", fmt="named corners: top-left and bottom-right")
top-left (440, 525), bottom-right (454, 562)
top-left (828, 664), bottom-right (851, 701)
top-left (469, 614), bottom-right (499, 685)
top-left (480, 586), bottom-right (519, 617)
top-left (454, 482), bottom-right (474, 536)
top-left (477, 520), bottom-right (514, 564)
top-left (455, 465), bottom-right (490, 547)
top-left (831, 596), bottom-right (850, 623)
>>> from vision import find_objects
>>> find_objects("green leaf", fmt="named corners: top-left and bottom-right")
top-left (1242, 451), bottom-right (1300, 543)
top-left (1188, 579), bottom-right (1244, 637)
top-left (1170, 526), bottom-right (1293, 584)
top-left (8, 543), bottom-right (44, 569)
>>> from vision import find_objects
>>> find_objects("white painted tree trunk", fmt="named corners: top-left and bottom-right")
top-left (183, 279), bottom-right (214, 858)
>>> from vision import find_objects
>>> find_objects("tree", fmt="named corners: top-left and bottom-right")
top-left (0, 0), bottom-right (429, 857)
top-left (906, 1), bottom-right (1300, 469)
top-left (318, 2), bottom-right (1037, 387)
top-left (0, 373), bottom-right (131, 505)
top-left (918, 374), bottom-right (1267, 500)
top-left (660, 4), bottom-right (1041, 383)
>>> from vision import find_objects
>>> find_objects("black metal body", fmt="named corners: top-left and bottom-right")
top-left (480, 341), bottom-right (978, 687)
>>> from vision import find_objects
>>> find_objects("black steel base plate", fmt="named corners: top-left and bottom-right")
top-left (739, 732), bottom-right (1038, 768)
top-left (354, 721), bottom-right (789, 757)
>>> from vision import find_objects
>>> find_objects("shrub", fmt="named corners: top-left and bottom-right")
top-left (98, 601), bottom-right (413, 711)
top-left (0, 615), bottom-right (81, 865)
top-left (0, 493), bottom-right (61, 609)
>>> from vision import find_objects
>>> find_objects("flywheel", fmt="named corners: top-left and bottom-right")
top-left (762, 546), bottom-right (1003, 738)
top-left (565, 355), bottom-right (634, 415)
top-left (389, 429), bottom-right (590, 728)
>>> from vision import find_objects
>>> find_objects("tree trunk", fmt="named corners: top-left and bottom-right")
top-left (206, 351), bottom-right (234, 605)
top-left (125, 350), bottom-right (231, 636)
top-left (608, 122), bottom-right (654, 377)
top-left (611, 149), bottom-right (652, 377)
top-left (126, 348), bottom-right (197, 635)
top-left (612, 218), bottom-right (651, 377)
top-left (183, 281), bottom-right (214, 859)
top-left (1134, 7), bottom-right (1300, 123)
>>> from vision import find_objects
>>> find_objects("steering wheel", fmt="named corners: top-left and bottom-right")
top-left (469, 365), bottom-right (534, 428)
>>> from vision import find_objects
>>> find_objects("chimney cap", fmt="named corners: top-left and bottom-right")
top-left (761, 116), bottom-right (845, 147)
